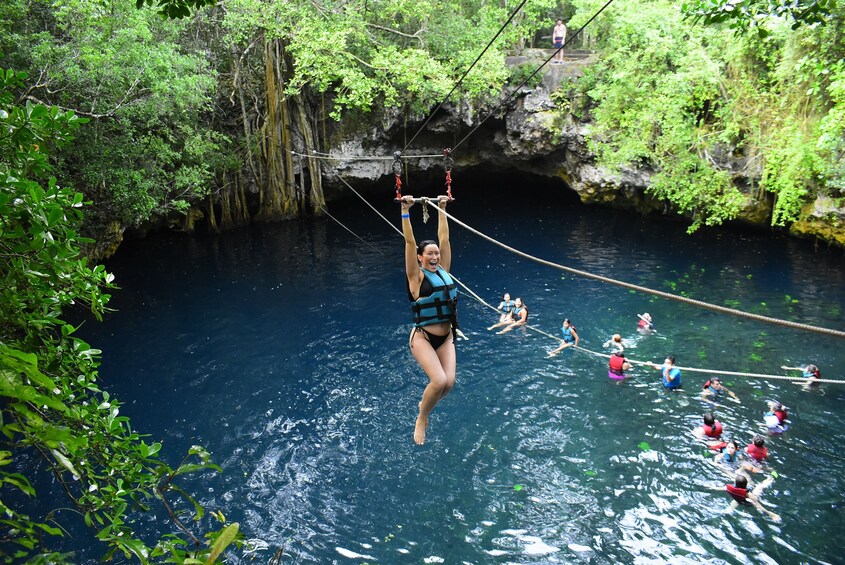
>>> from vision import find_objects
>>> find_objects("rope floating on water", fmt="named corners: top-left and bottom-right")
top-left (436, 207), bottom-right (845, 340)
top-left (455, 283), bottom-right (845, 385)
top-left (336, 176), bottom-right (844, 384)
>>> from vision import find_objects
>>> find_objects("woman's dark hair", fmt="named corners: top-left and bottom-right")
top-left (727, 440), bottom-right (739, 450)
top-left (735, 475), bottom-right (748, 489)
top-left (753, 434), bottom-right (765, 447)
top-left (666, 355), bottom-right (676, 364)
top-left (416, 240), bottom-right (438, 255)
top-left (703, 413), bottom-right (715, 426)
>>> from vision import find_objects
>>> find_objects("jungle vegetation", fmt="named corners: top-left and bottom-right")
top-left (0, 0), bottom-right (842, 561)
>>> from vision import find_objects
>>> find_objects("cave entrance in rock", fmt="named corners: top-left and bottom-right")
top-left (378, 166), bottom-right (580, 206)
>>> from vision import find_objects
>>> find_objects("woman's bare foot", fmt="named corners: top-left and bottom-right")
top-left (414, 415), bottom-right (428, 445)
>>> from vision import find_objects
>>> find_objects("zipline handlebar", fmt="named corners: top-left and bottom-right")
top-left (394, 195), bottom-right (455, 203)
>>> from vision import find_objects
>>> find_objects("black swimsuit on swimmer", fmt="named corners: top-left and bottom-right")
top-left (414, 327), bottom-right (452, 350)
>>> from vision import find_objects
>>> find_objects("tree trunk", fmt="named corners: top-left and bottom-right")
top-left (256, 37), bottom-right (297, 221)
top-left (295, 94), bottom-right (325, 214)
top-left (207, 193), bottom-right (220, 233)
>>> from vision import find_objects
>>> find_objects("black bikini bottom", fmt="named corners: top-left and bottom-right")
top-left (415, 327), bottom-right (452, 350)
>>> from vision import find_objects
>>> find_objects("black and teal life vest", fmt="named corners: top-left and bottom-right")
top-left (410, 266), bottom-right (458, 328)
top-left (501, 300), bottom-right (515, 314)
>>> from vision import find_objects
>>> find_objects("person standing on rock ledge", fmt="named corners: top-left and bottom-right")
top-left (552, 19), bottom-right (567, 65)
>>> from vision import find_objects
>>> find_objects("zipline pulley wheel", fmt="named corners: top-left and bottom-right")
top-left (443, 148), bottom-right (454, 201)
top-left (392, 151), bottom-right (403, 201)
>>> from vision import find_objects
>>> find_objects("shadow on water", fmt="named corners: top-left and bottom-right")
top-left (36, 175), bottom-right (845, 562)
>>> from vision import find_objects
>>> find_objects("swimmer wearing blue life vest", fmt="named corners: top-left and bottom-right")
top-left (488, 292), bottom-right (514, 329)
top-left (701, 377), bottom-right (740, 405)
top-left (782, 363), bottom-right (822, 389)
top-left (548, 318), bottom-right (579, 356)
top-left (496, 297), bottom-right (528, 334)
top-left (402, 195), bottom-right (457, 445)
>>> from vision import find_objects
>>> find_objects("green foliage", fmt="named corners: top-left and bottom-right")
top-left (136, 0), bottom-right (216, 19)
top-left (681, 0), bottom-right (838, 34)
top-left (223, 0), bottom-right (516, 119)
top-left (569, 0), bottom-right (845, 231)
top-left (506, 64), bottom-right (543, 89)
top-left (0, 0), bottom-right (227, 229)
top-left (1, 69), bottom-right (240, 562)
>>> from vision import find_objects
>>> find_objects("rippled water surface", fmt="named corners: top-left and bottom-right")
top-left (75, 183), bottom-right (844, 563)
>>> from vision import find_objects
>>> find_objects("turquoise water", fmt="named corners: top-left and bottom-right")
top-left (71, 181), bottom-right (843, 562)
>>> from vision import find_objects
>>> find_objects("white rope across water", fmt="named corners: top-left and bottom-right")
top-left (436, 206), bottom-right (845, 340)
top-left (335, 178), bottom-right (845, 384)
top-left (453, 276), bottom-right (845, 385)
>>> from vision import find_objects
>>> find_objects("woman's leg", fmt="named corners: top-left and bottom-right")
top-left (435, 336), bottom-right (457, 400)
top-left (409, 329), bottom-right (452, 445)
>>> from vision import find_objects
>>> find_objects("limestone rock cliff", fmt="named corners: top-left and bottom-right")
top-left (318, 49), bottom-right (844, 248)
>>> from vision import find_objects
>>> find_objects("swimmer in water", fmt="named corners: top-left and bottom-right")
top-left (637, 312), bottom-right (654, 333)
top-left (603, 333), bottom-right (625, 353)
top-left (717, 474), bottom-right (781, 522)
top-left (711, 440), bottom-right (763, 478)
top-left (607, 349), bottom-right (631, 380)
top-left (647, 355), bottom-right (681, 390)
top-left (496, 297), bottom-right (528, 334)
top-left (488, 292), bottom-right (515, 330)
top-left (548, 318), bottom-right (579, 356)
top-left (782, 363), bottom-right (821, 389)
top-left (692, 412), bottom-right (727, 450)
top-left (701, 377), bottom-right (740, 405)
top-left (764, 400), bottom-right (788, 434)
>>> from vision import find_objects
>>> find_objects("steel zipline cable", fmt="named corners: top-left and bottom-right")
top-left (452, 0), bottom-right (615, 153)
top-left (399, 0), bottom-right (531, 157)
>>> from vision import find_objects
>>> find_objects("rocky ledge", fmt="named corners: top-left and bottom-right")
top-left (319, 49), bottom-right (844, 248)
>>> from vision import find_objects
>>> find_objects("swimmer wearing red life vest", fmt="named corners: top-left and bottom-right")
top-left (717, 474), bottom-right (780, 522)
top-left (745, 434), bottom-right (769, 462)
top-left (764, 400), bottom-right (789, 434)
top-left (637, 312), bottom-right (654, 333)
top-left (692, 412), bottom-right (727, 450)
top-left (607, 349), bottom-right (631, 380)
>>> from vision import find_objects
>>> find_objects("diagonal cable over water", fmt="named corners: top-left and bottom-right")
top-left (399, 0), bottom-right (531, 156)
top-left (335, 176), bottom-right (844, 339)
top-left (336, 176), bottom-right (845, 382)
top-left (451, 0), bottom-right (616, 153)
top-left (437, 205), bottom-right (845, 339)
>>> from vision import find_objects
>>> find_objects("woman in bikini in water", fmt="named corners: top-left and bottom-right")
top-left (402, 195), bottom-right (458, 445)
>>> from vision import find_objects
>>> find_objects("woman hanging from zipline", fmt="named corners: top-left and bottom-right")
top-left (402, 195), bottom-right (458, 445)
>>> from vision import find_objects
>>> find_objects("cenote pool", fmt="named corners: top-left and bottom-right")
top-left (68, 182), bottom-right (844, 563)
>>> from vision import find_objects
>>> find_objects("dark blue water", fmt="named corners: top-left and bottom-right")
top-left (72, 184), bottom-right (844, 562)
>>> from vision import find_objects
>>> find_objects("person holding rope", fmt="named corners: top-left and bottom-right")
top-left (488, 292), bottom-right (515, 330)
top-left (496, 297), bottom-right (528, 334)
top-left (647, 355), bottom-right (682, 390)
top-left (549, 318), bottom-right (579, 356)
top-left (782, 363), bottom-right (822, 388)
top-left (402, 195), bottom-right (458, 445)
